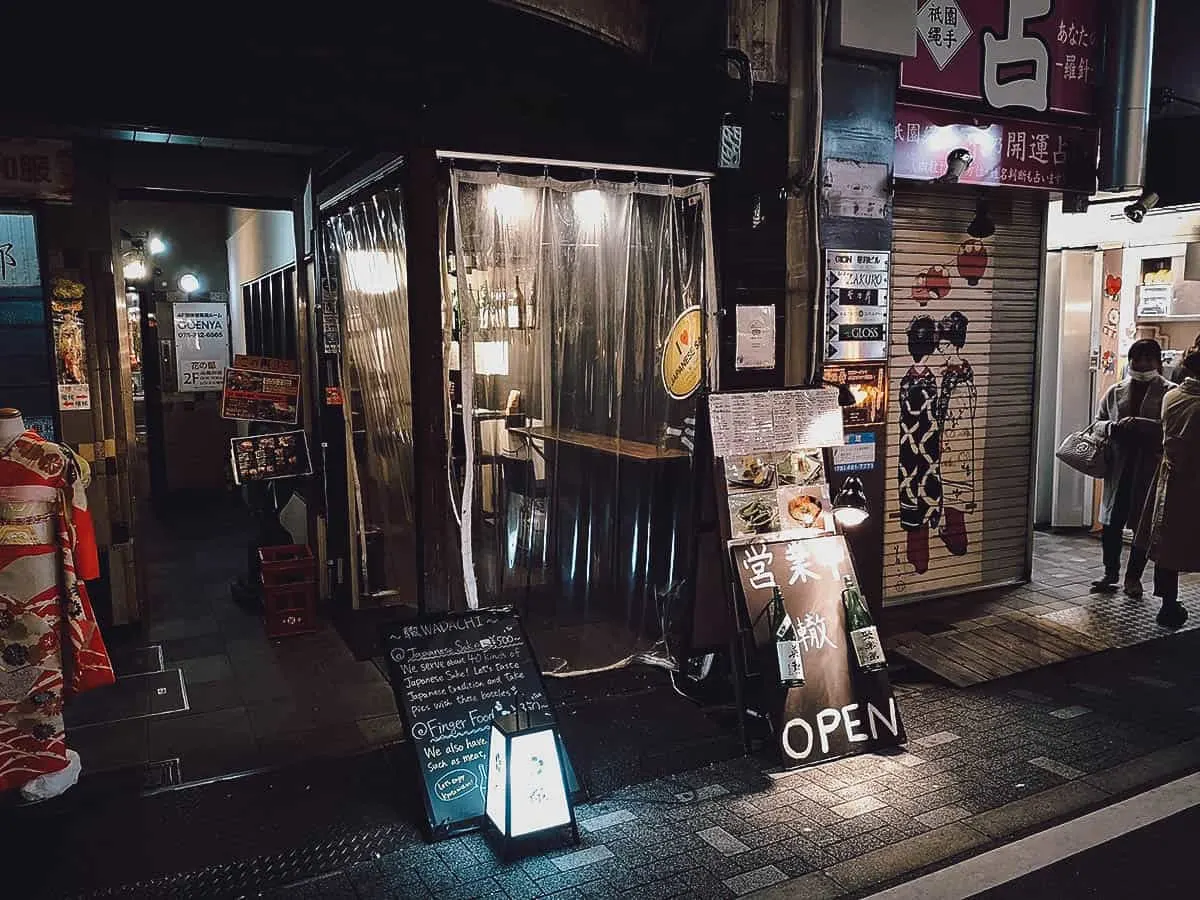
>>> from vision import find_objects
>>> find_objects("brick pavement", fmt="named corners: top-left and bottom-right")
top-left (266, 627), bottom-right (1200, 900)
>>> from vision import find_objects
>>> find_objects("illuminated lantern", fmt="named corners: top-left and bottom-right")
top-left (956, 240), bottom-right (989, 286)
top-left (485, 711), bottom-right (578, 858)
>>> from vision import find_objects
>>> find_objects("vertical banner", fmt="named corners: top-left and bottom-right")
top-left (50, 278), bottom-right (90, 411)
top-left (825, 250), bottom-right (890, 362)
top-left (173, 302), bottom-right (230, 392)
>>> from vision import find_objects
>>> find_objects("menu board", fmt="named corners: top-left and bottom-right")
top-left (730, 534), bottom-right (905, 767)
top-left (221, 361), bottom-right (301, 424)
top-left (708, 389), bottom-right (845, 459)
top-left (229, 430), bottom-right (312, 484)
top-left (382, 608), bottom-right (578, 840)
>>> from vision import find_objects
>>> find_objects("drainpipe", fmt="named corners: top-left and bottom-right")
top-left (1098, 0), bottom-right (1157, 191)
top-left (784, 0), bottom-right (826, 386)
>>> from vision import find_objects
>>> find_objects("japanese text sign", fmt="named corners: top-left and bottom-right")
top-left (173, 303), bottom-right (230, 393)
top-left (731, 535), bottom-right (906, 767)
top-left (0, 139), bottom-right (73, 201)
top-left (902, 0), bottom-right (1101, 117)
top-left (894, 103), bottom-right (1098, 193)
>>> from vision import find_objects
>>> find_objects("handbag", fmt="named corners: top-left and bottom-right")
top-left (1055, 422), bottom-right (1111, 478)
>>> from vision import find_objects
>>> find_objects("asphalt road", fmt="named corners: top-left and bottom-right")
top-left (974, 805), bottom-right (1200, 898)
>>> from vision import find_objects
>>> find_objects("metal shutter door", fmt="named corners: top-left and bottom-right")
top-left (884, 184), bottom-right (1046, 604)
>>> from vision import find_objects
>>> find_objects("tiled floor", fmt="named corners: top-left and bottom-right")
top-left (888, 530), bottom-right (1200, 685)
top-left (68, 500), bottom-right (398, 786)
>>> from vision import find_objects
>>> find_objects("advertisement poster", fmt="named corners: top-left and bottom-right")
top-left (661, 305), bottom-right (703, 400)
top-left (173, 302), bottom-right (230, 393)
top-left (824, 363), bottom-right (887, 428)
top-left (825, 250), bottom-right (889, 363)
top-left (50, 281), bottom-right (91, 411)
top-left (221, 359), bottom-right (301, 424)
top-left (832, 433), bottom-right (877, 474)
top-left (230, 430), bottom-right (313, 484)
top-left (731, 534), bottom-right (905, 767)
top-left (735, 304), bottom-right (776, 370)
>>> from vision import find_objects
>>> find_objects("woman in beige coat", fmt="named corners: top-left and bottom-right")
top-left (1135, 350), bottom-right (1200, 628)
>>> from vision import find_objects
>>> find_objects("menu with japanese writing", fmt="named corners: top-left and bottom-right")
top-left (229, 430), bottom-right (312, 484)
top-left (382, 609), bottom-right (577, 840)
top-left (708, 389), bottom-right (844, 459)
top-left (731, 535), bottom-right (905, 767)
top-left (221, 361), bottom-right (301, 424)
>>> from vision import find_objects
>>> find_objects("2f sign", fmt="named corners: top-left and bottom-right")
top-left (983, 0), bottom-right (1051, 112)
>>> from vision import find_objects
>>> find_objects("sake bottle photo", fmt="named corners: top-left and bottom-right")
top-left (769, 586), bottom-right (806, 688)
top-left (842, 575), bottom-right (887, 672)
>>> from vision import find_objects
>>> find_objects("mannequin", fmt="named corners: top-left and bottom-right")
top-left (0, 406), bottom-right (113, 802)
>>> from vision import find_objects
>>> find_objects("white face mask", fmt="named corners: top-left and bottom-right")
top-left (1129, 368), bottom-right (1158, 383)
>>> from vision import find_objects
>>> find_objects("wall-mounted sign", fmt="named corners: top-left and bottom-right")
top-left (662, 305), bottom-right (703, 399)
top-left (826, 250), bottom-right (890, 362)
top-left (822, 159), bottom-right (890, 220)
top-left (894, 103), bottom-right (1098, 193)
top-left (832, 433), bottom-right (878, 473)
top-left (0, 139), bottom-right (73, 201)
top-left (382, 608), bottom-right (578, 840)
top-left (229, 430), bottom-right (312, 484)
top-left (709, 389), bottom-right (845, 459)
top-left (0, 212), bottom-right (41, 289)
top-left (901, 0), bottom-right (1100, 117)
top-left (731, 535), bottom-right (905, 767)
top-left (221, 359), bottom-right (300, 424)
top-left (321, 290), bottom-right (341, 356)
top-left (735, 305), bottom-right (776, 370)
top-left (50, 279), bottom-right (90, 412)
top-left (173, 302), bottom-right (230, 393)
top-left (823, 364), bottom-right (887, 428)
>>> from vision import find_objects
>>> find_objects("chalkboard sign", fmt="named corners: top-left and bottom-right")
top-left (731, 534), bottom-right (906, 767)
top-left (382, 608), bottom-right (577, 840)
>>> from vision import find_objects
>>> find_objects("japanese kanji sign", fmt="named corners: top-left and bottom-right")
top-left (0, 139), bottom-right (73, 201)
top-left (731, 535), bottom-right (906, 767)
top-left (902, 0), bottom-right (1101, 116)
top-left (173, 303), bottom-right (230, 393)
top-left (894, 102), bottom-right (1098, 193)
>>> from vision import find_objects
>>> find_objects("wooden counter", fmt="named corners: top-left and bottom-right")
top-left (509, 426), bottom-right (689, 461)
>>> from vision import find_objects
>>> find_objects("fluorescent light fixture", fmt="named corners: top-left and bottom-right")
top-left (178, 273), bottom-right (200, 294)
top-left (345, 249), bottom-right (402, 295)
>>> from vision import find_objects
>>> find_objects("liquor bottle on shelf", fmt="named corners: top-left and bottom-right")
top-left (768, 586), bottom-right (805, 688)
top-left (842, 575), bottom-right (886, 672)
top-left (513, 275), bottom-right (528, 329)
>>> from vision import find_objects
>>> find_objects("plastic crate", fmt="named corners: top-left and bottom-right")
top-left (259, 545), bottom-right (318, 637)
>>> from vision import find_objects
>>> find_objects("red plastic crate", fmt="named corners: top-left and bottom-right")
top-left (258, 545), bottom-right (316, 586)
top-left (259, 545), bottom-right (318, 637)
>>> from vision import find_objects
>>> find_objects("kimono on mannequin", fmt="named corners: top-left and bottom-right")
top-left (0, 428), bottom-right (112, 795)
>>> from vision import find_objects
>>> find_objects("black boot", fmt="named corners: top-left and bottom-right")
top-left (1156, 602), bottom-right (1188, 629)
top-left (1091, 572), bottom-right (1119, 594)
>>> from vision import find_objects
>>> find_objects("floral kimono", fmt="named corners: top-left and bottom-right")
top-left (0, 430), bottom-right (113, 794)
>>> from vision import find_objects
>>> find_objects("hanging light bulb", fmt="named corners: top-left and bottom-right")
top-left (122, 240), bottom-right (148, 282)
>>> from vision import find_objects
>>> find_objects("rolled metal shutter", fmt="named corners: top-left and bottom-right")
top-left (884, 184), bottom-right (1046, 604)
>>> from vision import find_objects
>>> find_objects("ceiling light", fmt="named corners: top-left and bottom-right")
top-left (149, 236), bottom-right (167, 255)
top-left (178, 273), bottom-right (200, 294)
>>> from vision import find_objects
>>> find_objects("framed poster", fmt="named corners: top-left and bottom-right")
top-left (50, 280), bottom-right (90, 411)
top-left (173, 303), bottom-right (230, 392)
top-left (825, 250), bottom-right (889, 362)
top-left (229, 430), bottom-right (313, 484)
top-left (221, 361), bottom-right (300, 424)
top-left (823, 363), bottom-right (887, 428)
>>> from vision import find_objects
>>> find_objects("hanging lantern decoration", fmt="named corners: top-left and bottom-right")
top-left (956, 240), bottom-right (989, 287)
top-left (1105, 273), bottom-right (1122, 298)
top-left (911, 266), bottom-right (952, 307)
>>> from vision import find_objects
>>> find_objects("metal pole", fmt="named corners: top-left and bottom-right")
top-left (435, 150), bottom-right (714, 180)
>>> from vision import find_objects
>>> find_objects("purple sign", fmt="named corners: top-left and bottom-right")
top-left (900, 0), bottom-right (1102, 117)
top-left (894, 103), bottom-right (1098, 193)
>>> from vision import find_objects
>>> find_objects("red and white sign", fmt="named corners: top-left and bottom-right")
top-left (902, 0), bottom-right (1102, 117)
top-left (894, 103), bottom-right (1098, 193)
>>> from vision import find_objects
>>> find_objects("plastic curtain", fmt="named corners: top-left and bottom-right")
top-left (448, 169), bottom-right (711, 664)
top-left (328, 188), bottom-right (416, 599)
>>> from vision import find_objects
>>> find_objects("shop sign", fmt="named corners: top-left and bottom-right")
top-left (661, 305), bottom-right (703, 400)
top-left (173, 303), bottom-right (230, 393)
top-left (50, 279), bottom-right (90, 412)
top-left (221, 359), bottom-right (301, 424)
top-left (0, 139), bottom-right (72, 201)
top-left (894, 103), bottom-right (1098, 193)
top-left (0, 212), bottom-right (41, 289)
top-left (902, 0), bottom-right (1101, 116)
top-left (826, 251), bottom-right (890, 363)
top-left (229, 430), bottom-right (312, 484)
top-left (832, 433), bottom-right (877, 473)
top-left (382, 608), bottom-right (578, 840)
top-left (731, 534), bottom-right (905, 767)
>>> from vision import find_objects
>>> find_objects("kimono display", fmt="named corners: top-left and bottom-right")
top-left (0, 429), bottom-right (113, 795)
top-left (935, 313), bottom-right (976, 558)
top-left (897, 366), bottom-right (942, 574)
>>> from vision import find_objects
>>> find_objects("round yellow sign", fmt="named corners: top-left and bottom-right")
top-left (661, 305), bottom-right (704, 400)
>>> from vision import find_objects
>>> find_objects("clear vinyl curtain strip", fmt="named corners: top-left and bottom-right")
top-left (448, 168), bottom-right (712, 664)
top-left (327, 187), bottom-right (417, 598)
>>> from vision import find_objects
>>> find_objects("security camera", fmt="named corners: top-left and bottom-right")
top-left (1124, 191), bottom-right (1159, 223)
top-left (937, 148), bottom-right (974, 184)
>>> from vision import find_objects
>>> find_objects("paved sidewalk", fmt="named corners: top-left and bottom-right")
top-left (261, 629), bottom-right (1200, 900)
